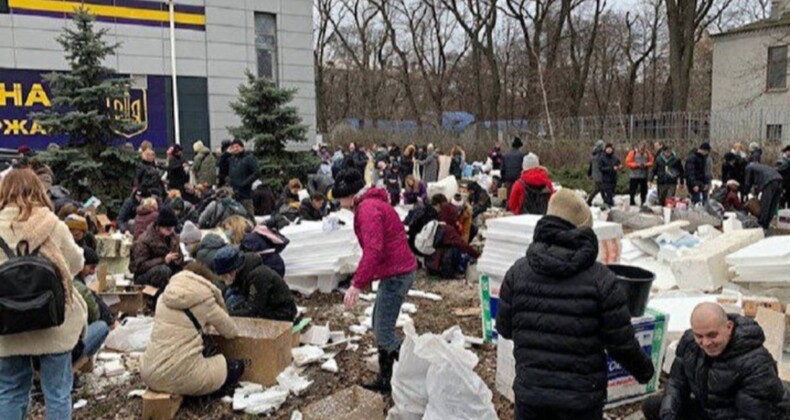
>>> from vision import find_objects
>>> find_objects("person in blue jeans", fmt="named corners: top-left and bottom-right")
top-left (333, 170), bottom-right (418, 393)
top-left (0, 169), bottom-right (88, 420)
top-left (72, 248), bottom-right (112, 366)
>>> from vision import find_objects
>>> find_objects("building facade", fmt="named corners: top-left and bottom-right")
top-left (711, 3), bottom-right (790, 145)
top-left (0, 0), bottom-right (315, 151)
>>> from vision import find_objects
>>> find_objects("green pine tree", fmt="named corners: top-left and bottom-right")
top-left (229, 70), bottom-right (314, 189)
top-left (229, 70), bottom-right (308, 155)
top-left (31, 7), bottom-right (137, 156)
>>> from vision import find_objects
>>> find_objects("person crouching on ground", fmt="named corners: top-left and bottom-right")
top-left (142, 262), bottom-right (244, 397)
top-left (65, 214), bottom-right (97, 251)
top-left (496, 189), bottom-right (655, 419)
top-left (0, 169), bottom-right (87, 420)
top-left (72, 248), bottom-right (112, 387)
top-left (213, 246), bottom-right (296, 322)
top-left (642, 302), bottom-right (790, 420)
top-left (334, 169), bottom-right (417, 393)
top-left (129, 208), bottom-right (183, 288)
top-left (299, 193), bottom-right (326, 221)
top-left (426, 200), bottom-right (481, 279)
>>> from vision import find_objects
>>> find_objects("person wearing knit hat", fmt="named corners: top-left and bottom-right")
top-left (587, 140), bottom-right (607, 206)
top-left (73, 246), bottom-right (112, 367)
top-left (748, 141), bottom-right (762, 163)
top-left (508, 153), bottom-right (554, 215)
top-left (496, 192), bottom-right (655, 419)
top-left (129, 207), bottom-right (183, 288)
top-left (66, 214), bottom-right (97, 251)
top-left (180, 221), bottom-right (202, 246)
top-left (192, 139), bottom-right (217, 186)
top-left (339, 166), bottom-right (417, 393)
top-left (687, 143), bottom-right (712, 204)
top-left (599, 143), bottom-right (621, 207)
top-left (213, 246), bottom-right (246, 276)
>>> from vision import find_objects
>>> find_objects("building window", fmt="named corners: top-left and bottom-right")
top-left (767, 45), bottom-right (788, 90)
top-left (767, 124), bottom-right (783, 143)
top-left (254, 13), bottom-right (278, 84)
top-left (0, 0), bottom-right (9, 13)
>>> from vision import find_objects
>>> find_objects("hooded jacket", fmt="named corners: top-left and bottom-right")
top-left (654, 152), bottom-right (685, 186)
top-left (744, 162), bottom-right (783, 193)
top-left (130, 224), bottom-right (183, 275)
top-left (142, 270), bottom-right (238, 396)
top-left (508, 168), bottom-right (555, 215)
top-left (353, 188), bottom-right (417, 289)
top-left (166, 154), bottom-right (189, 192)
top-left (588, 143), bottom-right (605, 183)
top-left (722, 155), bottom-right (746, 188)
top-left (496, 216), bottom-right (655, 411)
top-left (228, 253), bottom-right (296, 322)
top-left (298, 198), bottom-right (324, 221)
top-left (133, 205), bottom-right (159, 240)
top-left (192, 148), bottom-right (217, 186)
top-left (750, 148), bottom-right (763, 164)
top-left (686, 150), bottom-right (710, 189)
top-left (661, 315), bottom-right (790, 420)
top-left (598, 152), bottom-right (621, 187)
top-left (420, 152), bottom-right (439, 183)
top-left (117, 196), bottom-right (138, 233)
top-left (426, 204), bottom-right (480, 277)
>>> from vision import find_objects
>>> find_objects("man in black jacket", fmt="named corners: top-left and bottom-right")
top-left (166, 145), bottom-right (189, 193)
top-left (497, 189), bottom-right (655, 420)
top-left (501, 137), bottom-right (525, 196)
top-left (214, 246), bottom-right (297, 323)
top-left (722, 152), bottom-right (746, 200)
top-left (685, 143), bottom-right (712, 204)
top-left (117, 189), bottom-right (151, 234)
top-left (743, 162), bottom-right (784, 230)
top-left (776, 145), bottom-right (790, 208)
top-left (227, 140), bottom-right (261, 217)
top-left (642, 303), bottom-right (790, 420)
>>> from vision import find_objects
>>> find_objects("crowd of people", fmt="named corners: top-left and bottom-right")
top-left (1, 134), bottom-right (789, 420)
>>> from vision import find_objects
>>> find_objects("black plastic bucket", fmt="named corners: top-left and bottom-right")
top-left (607, 264), bottom-right (655, 318)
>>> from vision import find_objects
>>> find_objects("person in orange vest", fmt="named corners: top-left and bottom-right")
top-left (625, 142), bottom-right (655, 206)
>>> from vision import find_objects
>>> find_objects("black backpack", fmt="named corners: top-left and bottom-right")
top-left (519, 180), bottom-right (551, 215)
top-left (0, 239), bottom-right (65, 335)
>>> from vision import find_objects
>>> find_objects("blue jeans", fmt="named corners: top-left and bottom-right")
top-left (0, 352), bottom-right (73, 420)
top-left (83, 321), bottom-right (109, 357)
top-left (373, 271), bottom-right (416, 352)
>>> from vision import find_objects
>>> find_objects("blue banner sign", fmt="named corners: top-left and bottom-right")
top-left (0, 68), bottom-right (169, 150)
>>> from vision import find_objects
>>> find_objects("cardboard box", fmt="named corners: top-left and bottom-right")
top-left (96, 214), bottom-right (113, 233)
top-left (303, 386), bottom-right (385, 420)
top-left (495, 308), bottom-right (669, 407)
top-left (213, 317), bottom-right (293, 386)
top-left (743, 296), bottom-right (782, 318)
top-left (100, 286), bottom-right (144, 315)
top-left (142, 390), bottom-right (183, 420)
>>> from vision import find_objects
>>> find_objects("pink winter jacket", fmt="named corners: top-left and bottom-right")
top-left (353, 188), bottom-right (417, 289)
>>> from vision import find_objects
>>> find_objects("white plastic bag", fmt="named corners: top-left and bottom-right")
top-left (388, 324), bottom-right (497, 420)
top-left (104, 316), bottom-right (154, 352)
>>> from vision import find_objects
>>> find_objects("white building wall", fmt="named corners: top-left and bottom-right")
top-left (0, 0), bottom-right (316, 149)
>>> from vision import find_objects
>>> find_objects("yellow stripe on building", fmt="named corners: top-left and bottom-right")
top-left (9, 0), bottom-right (206, 26)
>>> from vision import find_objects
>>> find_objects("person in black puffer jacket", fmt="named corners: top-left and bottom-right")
top-left (496, 189), bottom-right (655, 419)
top-left (501, 137), bottom-right (525, 195)
top-left (642, 303), bottom-right (790, 420)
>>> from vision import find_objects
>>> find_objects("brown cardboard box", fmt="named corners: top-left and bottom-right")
top-left (498, 187), bottom-right (508, 200)
top-left (743, 296), bottom-right (782, 318)
top-left (96, 214), bottom-right (113, 233)
top-left (100, 286), bottom-right (144, 315)
top-left (213, 317), bottom-right (292, 386)
top-left (303, 386), bottom-right (385, 420)
top-left (141, 390), bottom-right (183, 420)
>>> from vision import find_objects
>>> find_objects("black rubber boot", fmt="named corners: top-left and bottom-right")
top-left (363, 349), bottom-right (399, 393)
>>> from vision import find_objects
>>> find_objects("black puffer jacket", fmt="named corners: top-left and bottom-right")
top-left (685, 149), bottom-right (710, 189)
top-left (496, 216), bottom-right (655, 411)
top-left (229, 253), bottom-right (297, 323)
top-left (661, 314), bottom-right (790, 420)
top-left (135, 160), bottom-right (163, 196)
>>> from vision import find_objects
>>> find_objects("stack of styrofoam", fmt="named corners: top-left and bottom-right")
top-left (477, 215), bottom-right (624, 285)
top-left (279, 211), bottom-right (361, 295)
top-left (726, 236), bottom-right (790, 283)
top-left (670, 229), bottom-right (764, 291)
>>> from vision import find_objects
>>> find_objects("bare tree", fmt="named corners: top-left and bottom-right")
top-left (565, 0), bottom-right (606, 117)
top-left (664, 0), bottom-right (734, 112)
top-left (620, 0), bottom-right (661, 115)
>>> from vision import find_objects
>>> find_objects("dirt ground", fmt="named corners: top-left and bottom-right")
top-left (29, 270), bottom-right (644, 419)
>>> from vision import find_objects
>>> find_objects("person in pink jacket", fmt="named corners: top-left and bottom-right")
top-left (334, 169), bottom-right (417, 393)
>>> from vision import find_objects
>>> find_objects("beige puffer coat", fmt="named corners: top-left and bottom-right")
top-left (141, 270), bottom-right (238, 396)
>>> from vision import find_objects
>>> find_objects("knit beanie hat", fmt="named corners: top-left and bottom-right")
top-left (522, 153), bottom-right (540, 171)
top-left (749, 142), bottom-right (759, 150)
top-left (546, 189), bottom-right (593, 228)
top-left (180, 221), bottom-right (202, 245)
top-left (65, 215), bottom-right (88, 232)
top-left (83, 247), bottom-right (99, 266)
top-left (213, 246), bottom-right (246, 275)
top-left (512, 137), bottom-right (523, 149)
top-left (332, 169), bottom-right (366, 199)
top-left (699, 142), bottom-right (711, 151)
top-left (157, 207), bottom-right (178, 228)
top-left (170, 197), bottom-right (185, 212)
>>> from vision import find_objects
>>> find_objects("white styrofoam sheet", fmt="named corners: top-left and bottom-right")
top-left (726, 236), bottom-right (790, 266)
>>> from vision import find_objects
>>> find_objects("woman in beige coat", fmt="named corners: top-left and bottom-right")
top-left (0, 169), bottom-right (87, 420)
top-left (142, 262), bottom-right (243, 396)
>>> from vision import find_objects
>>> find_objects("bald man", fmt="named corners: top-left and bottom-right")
top-left (642, 303), bottom-right (790, 420)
